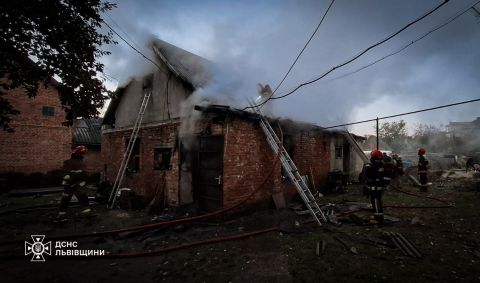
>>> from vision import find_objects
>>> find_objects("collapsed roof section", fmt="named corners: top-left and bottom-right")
top-left (193, 104), bottom-right (365, 140)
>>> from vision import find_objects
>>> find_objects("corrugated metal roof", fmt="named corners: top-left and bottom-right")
top-left (73, 118), bottom-right (102, 146)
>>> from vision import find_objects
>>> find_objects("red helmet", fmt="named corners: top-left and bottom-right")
top-left (370, 150), bottom-right (383, 159)
top-left (418, 148), bottom-right (426, 155)
top-left (73, 145), bottom-right (88, 155)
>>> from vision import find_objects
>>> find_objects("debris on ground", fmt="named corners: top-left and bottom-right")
top-left (0, 174), bottom-right (479, 282)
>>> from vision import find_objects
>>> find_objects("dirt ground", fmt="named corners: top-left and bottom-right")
top-left (0, 171), bottom-right (479, 283)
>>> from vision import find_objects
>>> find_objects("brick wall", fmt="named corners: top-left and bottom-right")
top-left (291, 131), bottom-right (331, 191)
top-left (0, 82), bottom-right (72, 174)
top-left (222, 119), bottom-right (333, 208)
top-left (222, 118), bottom-right (284, 208)
top-left (102, 122), bottom-right (180, 205)
top-left (101, 116), bottom-right (335, 210)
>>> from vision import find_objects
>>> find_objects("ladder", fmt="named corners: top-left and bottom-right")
top-left (249, 101), bottom-right (327, 226)
top-left (108, 89), bottom-right (152, 208)
top-left (343, 128), bottom-right (369, 164)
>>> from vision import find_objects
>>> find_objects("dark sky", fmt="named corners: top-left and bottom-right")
top-left (100, 0), bottom-right (480, 135)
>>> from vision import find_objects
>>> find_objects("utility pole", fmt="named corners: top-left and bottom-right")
top-left (376, 117), bottom-right (379, 150)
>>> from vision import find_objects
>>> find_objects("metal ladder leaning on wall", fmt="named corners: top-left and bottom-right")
top-left (108, 88), bottom-right (152, 208)
top-left (249, 100), bottom-right (327, 226)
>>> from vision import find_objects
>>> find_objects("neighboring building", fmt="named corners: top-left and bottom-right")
top-left (447, 117), bottom-right (480, 137)
top-left (73, 118), bottom-right (103, 174)
top-left (102, 39), bottom-right (365, 211)
top-left (0, 79), bottom-right (72, 174)
top-left (446, 117), bottom-right (480, 154)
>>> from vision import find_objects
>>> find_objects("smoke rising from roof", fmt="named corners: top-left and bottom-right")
top-left (100, 0), bottom-right (480, 135)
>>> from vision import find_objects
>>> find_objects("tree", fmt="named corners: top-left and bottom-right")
top-left (413, 123), bottom-right (441, 145)
top-left (377, 120), bottom-right (408, 151)
top-left (0, 0), bottom-right (116, 131)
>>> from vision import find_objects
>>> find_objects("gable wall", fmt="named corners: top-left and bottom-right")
top-left (114, 61), bottom-right (192, 129)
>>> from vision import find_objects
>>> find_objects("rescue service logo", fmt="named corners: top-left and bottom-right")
top-left (24, 234), bottom-right (105, 262)
top-left (24, 235), bottom-right (51, 262)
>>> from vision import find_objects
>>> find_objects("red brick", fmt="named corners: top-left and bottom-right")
top-left (0, 82), bottom-right (72, 174)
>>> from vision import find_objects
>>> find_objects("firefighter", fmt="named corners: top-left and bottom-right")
top-left (363, 149), bottom-right (388, 224)
top-left (390, 153), bottom-right (404, 189)
top-left (418, 147), bottom-right (429, 192)
top-left (56, 145), bottom-right (91, 221)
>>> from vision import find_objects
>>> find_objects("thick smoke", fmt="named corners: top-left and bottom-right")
top-left (100, 0), bottom-right (480, 135)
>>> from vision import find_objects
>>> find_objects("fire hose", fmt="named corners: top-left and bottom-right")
top-left (0, 124), bottom-right (285, 247)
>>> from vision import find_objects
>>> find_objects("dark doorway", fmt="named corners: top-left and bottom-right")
top-left (194, 136), bottom-right (224, 212)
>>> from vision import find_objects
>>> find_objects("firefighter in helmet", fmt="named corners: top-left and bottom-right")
top-left (56, 145), bottom-right (91, 220)
top-left (418, 147), bottom-right (429, 192)
top-left (363, 149), bottom-right (388, 224)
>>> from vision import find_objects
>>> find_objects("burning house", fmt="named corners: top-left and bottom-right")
top-left (102, 39), bottom-right (365, 212)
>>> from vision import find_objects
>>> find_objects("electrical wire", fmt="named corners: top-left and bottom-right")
top-left (100, 72), bottom-right (119, 82)
top-left (245, 0), bottom-right (335, 111)
top-left (330, 0), bottom-right (480, 81)
top-left (321, 97), bottom-right (480, 130)
top-left (244, 0), bottom-right (450, 109)
top-left (105, 14), bottom-right (143, 52)
top-left (102, 20), bottom-right (166, 75)
top-left (268, 0), bottom-right (336, 99)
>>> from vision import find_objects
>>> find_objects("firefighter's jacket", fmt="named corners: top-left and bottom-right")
top-left (418, 155), bottom-right (429, 174)
top-left (62, 158), bottom-right (87, 189)
top-left (364, 159), bottom-right (389, 188)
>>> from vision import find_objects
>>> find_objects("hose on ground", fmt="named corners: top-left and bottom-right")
top-left (0, 142), bottom-right (283, 247)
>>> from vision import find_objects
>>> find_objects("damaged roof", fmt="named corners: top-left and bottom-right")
top-left (194, 104), bottom-right (365, 140)
top-left (102, 39), bottom-right (211, 126)
top-left (151, 39), bottom-right (211, 88)
top-left (194, 104), bottom-right (260, 121)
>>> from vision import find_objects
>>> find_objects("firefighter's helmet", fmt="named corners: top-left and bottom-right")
top-left (370, 149), bottom-right (383, 160)
top-left (418, 148), bottom-right (426, 155)
top-left (73, 145), bottom-right (88, 155)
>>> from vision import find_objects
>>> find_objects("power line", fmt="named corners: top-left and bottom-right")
top-left (244, 0), bottom-right (336, 111)
top-left (271, 0), bottom-right (449, 101)
top-left (102, 20), bottom-right (165, 73)
top-left (321, 97), bottom-right (480, 130)
top-left (271, 0), bottom-right (335, 96)
top-left (246, 0), bottom-right (450, 109)
top-left (330, 0), bottom-right (480, 81)
top-left (105, 14), bottom-right (143, 52)
top-left (100, 72), bottom-right (119, 82)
